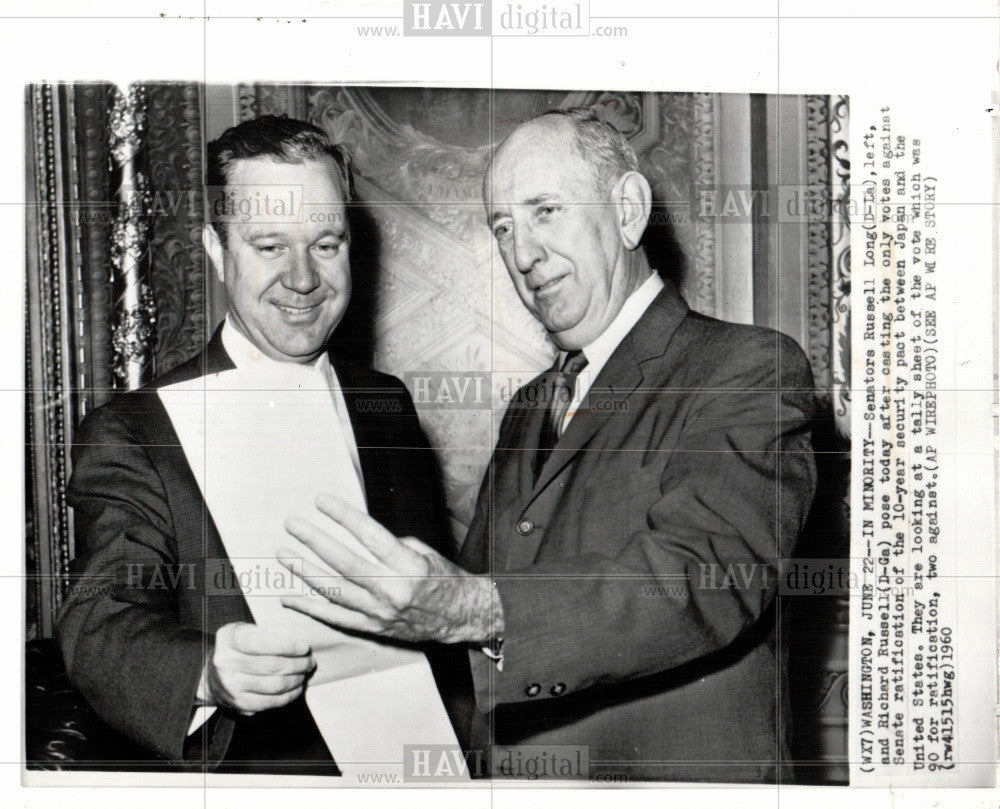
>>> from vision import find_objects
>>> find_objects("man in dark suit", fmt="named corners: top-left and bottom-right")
top-left (56, 116), bottom-right (447, 774)
top-left (279, 109), bottom-right (817, 783)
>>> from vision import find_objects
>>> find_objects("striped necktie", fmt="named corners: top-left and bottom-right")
top-left (535, 349), bottom-right (588, 477)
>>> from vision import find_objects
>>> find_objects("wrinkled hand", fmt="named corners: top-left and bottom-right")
top-left (203, 622), bottom-right (316, 716)
top-left (278, 494), bottom-right (503, 645)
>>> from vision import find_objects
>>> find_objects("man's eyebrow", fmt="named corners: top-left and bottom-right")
top-left (487, 193), bottom-right (559, 225)
top-left (313, 227), bottom-right (347, 239)
top-left (242, 227), bottom-right (347, 241)
top-left (524, 193), bottom-right (558, 206)
top-left (242, 230), bottom-right (286, 241)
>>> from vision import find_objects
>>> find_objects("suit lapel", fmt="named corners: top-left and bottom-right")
top-left (150, 324), bottom-right (234, 388)
top-left (332, 360), bottom-right (384, 517)
top-left (143, 326), bottom-right (252, 625)
top-left (202, 324), bottom-right (236, 376)
top-left (531, 346), bottom-right (643, 494)
top-left (529, 284), bottom-right (690, 498)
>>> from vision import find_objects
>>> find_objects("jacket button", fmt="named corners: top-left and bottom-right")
top-left (550, 682), bottom-right (566, 696)
top-left (517, 519), bottom-right (534, 536)
top-left (525, 683), bottom-right (541, 697)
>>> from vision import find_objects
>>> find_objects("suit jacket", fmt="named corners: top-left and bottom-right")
top-left (56, 326), bottom-right (449, 773)
top-left (456, 283), bottom-right (817, 783)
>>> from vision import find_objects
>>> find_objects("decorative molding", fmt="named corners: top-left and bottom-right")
top-left (108, 84), bottom-right (156, 389)
top-left (238, 83), bottom-right (308, 122)
top-left (828, 95), bottom-right (851, 440)
top-left (690, 92), bottom-right (718, 316)
top-left (257, 84), bottom-right (307, 120)
top-left (785, 95), bottom-right (851, 786)
top-left (805, 95), bottom-right (833, 405)
top-left (804, 93), bottom-right (851, 437)
top-left (72, 83), bottom-right (114, 414)
top-left (26, 85), bottom-right (77, 635)
top-left (25, 290), bottom-right (38, 639)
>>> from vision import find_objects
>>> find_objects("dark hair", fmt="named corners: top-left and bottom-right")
top-left (205, 115), bottom-right (355, 246)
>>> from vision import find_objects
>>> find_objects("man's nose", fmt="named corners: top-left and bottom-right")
top-left (282, 249), bottom-right (320, 294)
top-left (512, 225), bottom-right (545, 273)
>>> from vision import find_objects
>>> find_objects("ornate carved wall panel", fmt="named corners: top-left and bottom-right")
top-left (146, 83), bottom-right (209, 373)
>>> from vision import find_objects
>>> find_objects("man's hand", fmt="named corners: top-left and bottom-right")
top-left (202, 622), bottom-right (316, 716)
top-left (278, 494), bottom-right (504, 646)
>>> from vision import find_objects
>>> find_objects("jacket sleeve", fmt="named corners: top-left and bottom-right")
top-left (468, 332), bottom-right (817, 710)
top-left (55, 403), bottom-right (234, 765)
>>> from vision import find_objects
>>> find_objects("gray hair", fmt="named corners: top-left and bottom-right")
top-left (540, 108), bottom-right (640, 192)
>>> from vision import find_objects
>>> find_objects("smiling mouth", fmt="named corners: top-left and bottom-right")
top-left (273, 302), bottom-right (322, 315)
top-left (532, 275), bottom-right (567, 295)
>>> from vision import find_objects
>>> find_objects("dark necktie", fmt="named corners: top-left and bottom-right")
top-left (536, 350), bottom-right (588, 477)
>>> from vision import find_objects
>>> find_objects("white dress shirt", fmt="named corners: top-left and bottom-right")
top-left (187, 320), bottom-right (365, 735)
top-left (220, 319), bottom-right (365, 492)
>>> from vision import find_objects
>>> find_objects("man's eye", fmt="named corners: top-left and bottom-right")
top-left (314, 242), bottom-right (342, 254)
top-left (255, 244), bottom-right (283, 255)
top-left (493, 223), bottom-right (512, 240)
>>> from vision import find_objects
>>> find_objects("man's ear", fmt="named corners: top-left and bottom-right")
top-left (202, 225), bottom-right (226, 285)
top-left (612, 171), bottom-right (652, 250)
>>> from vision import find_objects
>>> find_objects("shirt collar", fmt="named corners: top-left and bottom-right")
top-left (220, 317), bottom-right (331, 383)
top-left (571, 272), bottom-right (665, 371)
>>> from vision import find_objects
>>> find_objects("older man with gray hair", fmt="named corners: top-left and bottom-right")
top-left (282, 108), bottom-right (817, 784)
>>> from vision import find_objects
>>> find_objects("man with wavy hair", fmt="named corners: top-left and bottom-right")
top-left (57, 116), bottom-right (449, 774)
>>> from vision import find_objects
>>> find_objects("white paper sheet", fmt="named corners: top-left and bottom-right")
top-left (159, 365), bottom-right (463, 779)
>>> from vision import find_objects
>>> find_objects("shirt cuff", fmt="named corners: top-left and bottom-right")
top-left (189, 660), bottom-right (215, 735)
top-left (480, 638), bottom-right (504, 671)
top-left (187, 705), bottom-right (216, 735)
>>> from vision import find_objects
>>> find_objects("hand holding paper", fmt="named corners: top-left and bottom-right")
top-left (279, 494), bottom-right (503, 646)
top-left (204, 622), bottom-right (316, 715)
